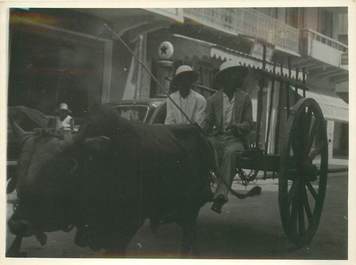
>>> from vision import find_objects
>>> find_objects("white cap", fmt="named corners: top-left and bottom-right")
top-left (59, 102), bottom-right (70, 111)
top-left (175, 65), bottom-right (194, 77)
top-left (58, 102), bottom-right (71, 113)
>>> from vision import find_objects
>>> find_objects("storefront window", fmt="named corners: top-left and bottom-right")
top-left (115, 105), bottom-right (149, 122)
top-left (8, 25), bottom-right (104, 117)
top-left (333, 121), bottom-right (348, 159)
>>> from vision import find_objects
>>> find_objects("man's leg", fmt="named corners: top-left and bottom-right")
top-left (212, 140), bottom-right (244, 213)
top-left (207, 136), bottom-right (225, 166)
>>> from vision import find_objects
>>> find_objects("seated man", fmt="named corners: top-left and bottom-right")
top-left (165, 65), bottom-right (206, 126)
top-left (55, 102), bottom-right (74, 140)
top-left (202, 62), bottom-right (253, 213)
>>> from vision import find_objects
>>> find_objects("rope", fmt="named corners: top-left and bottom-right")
top-left (103, 24), bottom-right (197, 127)
top-left (103, 24), bottom-right (260, 201)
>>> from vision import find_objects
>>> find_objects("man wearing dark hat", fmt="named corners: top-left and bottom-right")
top-left (165, 65), bottom-right (206, 125)
top-left (202, 62), bottom-right (253, 213)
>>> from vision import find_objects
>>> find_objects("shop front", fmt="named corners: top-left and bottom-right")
top-left (8, 8), bottom-right (179, 117)
top-left (9, 9), bottom-right (112, 116)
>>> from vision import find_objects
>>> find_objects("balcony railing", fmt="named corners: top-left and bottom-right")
top-left (145, 8), bottom-right (184, 22)
top-left (183, 8), bottom-right (299, 54)
top-left (301, 29), bottom-right (348, 68)
top-left (302, 29), bottom-right (348, 52)
top-left (341, 52), bottom-right (348, 66)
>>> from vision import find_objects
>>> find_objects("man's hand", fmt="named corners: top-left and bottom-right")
top-left (226, 124), bottom-right (243, 137)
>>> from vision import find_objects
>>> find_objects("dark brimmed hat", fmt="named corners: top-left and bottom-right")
top-left (214, 61), bottom-right (249, 89)
top-left (171, 65), bottom-right (198, 86)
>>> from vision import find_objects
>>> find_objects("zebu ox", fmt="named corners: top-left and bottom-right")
top-left (7, 105), bottom-right (214, 256)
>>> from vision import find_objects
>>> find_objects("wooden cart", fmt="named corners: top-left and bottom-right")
top-left (231, 49), bottom-right (328, 247)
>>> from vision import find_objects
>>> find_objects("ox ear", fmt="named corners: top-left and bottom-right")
top-left (83, 136), bottom-right (112, 154)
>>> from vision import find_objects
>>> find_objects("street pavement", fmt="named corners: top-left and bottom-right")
top-left (6, 172), bottom-right (348, 259)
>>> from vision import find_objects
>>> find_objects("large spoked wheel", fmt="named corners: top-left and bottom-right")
top-left (279, 98), bottom-right (328, 247)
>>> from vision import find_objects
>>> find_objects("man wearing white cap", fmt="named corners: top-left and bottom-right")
top-left (165, 65), bottom-right (206, 126)
top-left (202, 62), bottom-right (253, 213)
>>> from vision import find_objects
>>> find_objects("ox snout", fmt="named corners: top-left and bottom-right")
top-left (8, 217), bottom-right (33, 237)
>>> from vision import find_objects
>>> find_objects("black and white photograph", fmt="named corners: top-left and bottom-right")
top-left (1, 2), bottom-right (352, 261)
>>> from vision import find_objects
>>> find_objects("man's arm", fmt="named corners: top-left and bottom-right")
top-left (239, 94), bottom-right (253, 133)
top-left (70, 116), bottom-right (75, 131)
top-left (194, 95), bottom-right (207, 126)
top-left (229, 94), bottom-right (253, 136)
top-left (201, 96), bottom-right (214, 133)
top-left (164, 98), bottom-right (176, 125)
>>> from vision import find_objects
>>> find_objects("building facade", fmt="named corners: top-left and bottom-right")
top-left (8, 7), bottom-right (348, 165)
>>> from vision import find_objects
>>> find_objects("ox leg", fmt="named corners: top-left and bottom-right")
top-left (179, 211), bottom-right (199, 257)
top-left (105, 244), bottom-right (126, 257)
top-left (105, 221), bottom-right (143, 257)
top-left (104, 235), bottom-right (129, 257)
top-left (6, 236), bottom-right (26, 257)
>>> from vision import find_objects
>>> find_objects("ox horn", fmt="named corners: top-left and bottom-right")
top-left (9, 117), bottom-right (25, 136)
top-left (9, 117), bottom-right (26, 142)
top-left (9, 117), bottom-right (35, 148)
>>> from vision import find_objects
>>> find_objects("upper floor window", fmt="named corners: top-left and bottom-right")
top-left (318, 9), bottom-right (333, 37)
top-left (285, 8), bottom-right (300, 28)
top-left (338, 34), bottom-right (348, 45)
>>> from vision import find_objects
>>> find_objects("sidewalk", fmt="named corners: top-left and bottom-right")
top-left (230, 164), bottom-right (348, 193)
top-left (328, 164), bottom-right (348, 173)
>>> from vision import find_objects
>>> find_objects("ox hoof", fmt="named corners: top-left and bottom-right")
top-left (211, 195), bottom-right (227, 214)
top-left (35, 232), bottom-right (47, 246)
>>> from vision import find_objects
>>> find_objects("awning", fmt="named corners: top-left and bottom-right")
top-left (211, 46), bottom-right (304, 81)
top-left (297, 90), bottom-right (348, 122)
top-left (211, 47), bottom-right (260, 67)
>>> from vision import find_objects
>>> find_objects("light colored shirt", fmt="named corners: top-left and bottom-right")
top-left (222, 92), bottom-right (235, 131)
top-left (56, 115), bottom-right (73, 131)
top-left (165, 90), bottom-right (207, 126)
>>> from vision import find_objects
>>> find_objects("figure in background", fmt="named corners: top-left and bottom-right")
top-left (202, 62), bottom-right (253, 213)
top-left (165, 65), bottom-right (206, 126)
top-left (55, 102), bottom-right (74, 138)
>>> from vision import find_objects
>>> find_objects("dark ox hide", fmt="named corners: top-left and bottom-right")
top-left (8, 105), bottom-right (214, 256)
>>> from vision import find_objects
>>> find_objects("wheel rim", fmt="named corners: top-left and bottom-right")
top-left (279, 98), bottom-right (328, 246)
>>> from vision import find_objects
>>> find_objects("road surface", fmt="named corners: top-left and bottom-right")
top-left (6, 172), bottom-right (347, 259)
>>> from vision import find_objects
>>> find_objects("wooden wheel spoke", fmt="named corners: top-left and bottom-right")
top-left (279, 98), bottom-right (328, 246)
top-left (287, 181), bottom-right (298, 205)
top-left (290, 199), bottom-right (298, 233)
top-left (301, 108), bottom-right (313, 136)
top-left (302, 187), bottom-right (313, 224)
top-left (309, 146), bottom-right (322, 161)
top-left (305, 119), bottom-right (319, 155)
top-left (298, 200), bottom-right (306, 235)
top-left (306, 182), bottom-right (318, 200)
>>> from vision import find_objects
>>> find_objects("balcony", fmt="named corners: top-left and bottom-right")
top-left (300, 29), bottom-right (348, 69)
top-left (145, 8), bottom-right (184, 22)
top-left (183, 8), bottom-right (299, 55)
top-left (341, 52), bottom-right (348, 66)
